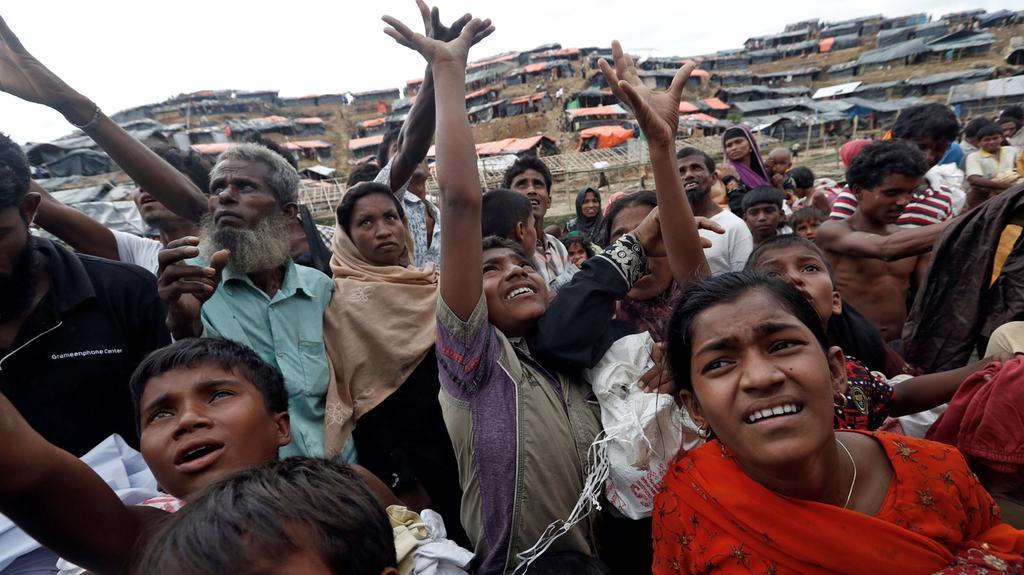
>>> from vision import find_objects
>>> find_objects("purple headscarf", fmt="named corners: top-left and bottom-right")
top-left (722, 125), bottom-right (771, 189)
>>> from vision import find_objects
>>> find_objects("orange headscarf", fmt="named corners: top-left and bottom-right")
top-left (652, 431), bottom-right (1024, 574)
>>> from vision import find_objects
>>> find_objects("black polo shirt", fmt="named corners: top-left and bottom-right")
top-left (0, 238), bottom-right (170, 456)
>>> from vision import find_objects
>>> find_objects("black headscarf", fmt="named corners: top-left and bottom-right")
top-left (568, 187), bottom-right (604, 246)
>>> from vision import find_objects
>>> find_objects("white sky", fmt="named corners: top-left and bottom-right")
top-left (1, 0), bottom-right (1021, 144)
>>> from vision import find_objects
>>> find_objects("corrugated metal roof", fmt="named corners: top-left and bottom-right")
top-left (813, 81), bottom-right (863, 99)
top-left (858, 39), bottom-right (929, 65)
top-left (905, 67), bottom-right (995, 86)
top-left (948, 75), bottom-right (1024, 104)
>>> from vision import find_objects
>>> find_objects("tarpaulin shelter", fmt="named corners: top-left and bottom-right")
top-left (577, 125), bottom-right (635, 151)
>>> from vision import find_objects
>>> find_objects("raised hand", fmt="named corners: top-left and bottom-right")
top-left (598, 40), bottom-right (697, 146)
top-left (0, 16), bottom-right (86, 116)
top-left (157, 237), bottom-right (229, 339)
top-left (416, 0), bottom-right (470, 42)
top-left (383, 9), bottom-right (493, 66)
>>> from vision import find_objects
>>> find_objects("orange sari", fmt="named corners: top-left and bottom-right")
top-left (652, 431), bottom-right (1024, 574)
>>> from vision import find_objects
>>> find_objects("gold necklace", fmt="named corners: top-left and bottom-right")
top-left (836, 438), bottom-right (858, 509)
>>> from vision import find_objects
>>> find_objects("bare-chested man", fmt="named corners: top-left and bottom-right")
top-left (816, 140), bottom-right (953, 345)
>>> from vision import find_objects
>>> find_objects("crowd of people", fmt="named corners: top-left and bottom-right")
top-left (1, 4), bottom-right (1024, 574)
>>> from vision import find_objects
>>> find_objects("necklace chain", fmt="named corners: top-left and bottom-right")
top-left (836, 438), bottom-right (858, 509)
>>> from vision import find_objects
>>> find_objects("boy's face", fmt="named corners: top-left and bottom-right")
top-left (510, 169), bottom-right (551, 223)
top-left (482, 246), bottom-right (549, 337)
top-left (980, 133), bottom-right (1003, 154)
top-left (752, 244), bottom-right (841, 325)
top-left (138, 362), bottom-right (290, 498)
top-left (744, 203), bottom-right (781, 239)
top-left (855, 174), bottom-right (918, 225)
top-left (794, 218), bottom-right (822, 241)
top-left (1001, 120), bottom-right (1019, 141)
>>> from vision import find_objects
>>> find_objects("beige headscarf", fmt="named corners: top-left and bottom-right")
top-left (322, 221), bottom-right (439, 458)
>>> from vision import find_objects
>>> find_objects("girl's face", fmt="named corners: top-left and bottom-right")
top-left (609, 204), bottom-right (673, 301)
top-left (751, 245), bottom-right (840, 326)
top-left (681, 289), bottom-right (846, 472)
top-left (580, 191), bottom-right (601, 219)
top-left (568, 241), bottom-right (589, 267)
top-left (349, 194), bottom-right (408, 267)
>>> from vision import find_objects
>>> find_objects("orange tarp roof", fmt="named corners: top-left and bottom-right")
top-left (297, 117), bottom-right (324, 124)
top-left (819, 37), bottom-right (835, 53)
top-left (518, 62), bottom-right (550, 74)
top-left (510, 91), bottom-right (548, 105)
top-left (348, 134), bottom-right (384, 150)
top-left (468, 53), bottom-right (517, 70)
top-left (427, 135), bottom-right (552, 157)
top-left (578, 125), bottom-right (634, 149)
top-left (680, 113), bottom-right (719, 123)
top-left (191, 143), bottom-right (230, 154)
top-left (567, 104), bottom-right (628, 118)
top-left (701, 97), bottom-right (730, 111)
top-left (253, 115), bottom-right (289, 123)
top-left (466, 88), bottom-right (493, 99)
top-left (679, 101), bottom-right (700, 113)
top-left (407, 77), bottom-right (424, 86)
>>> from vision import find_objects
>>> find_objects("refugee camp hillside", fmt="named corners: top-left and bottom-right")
top-left (23, 8), bottom-right (1024, 227)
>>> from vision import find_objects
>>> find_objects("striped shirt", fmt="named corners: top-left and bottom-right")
top-left (827, 186), bottom-right (954, 228)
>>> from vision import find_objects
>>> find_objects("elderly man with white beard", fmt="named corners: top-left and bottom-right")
top-left (157, 143), bottom-right (339, 460)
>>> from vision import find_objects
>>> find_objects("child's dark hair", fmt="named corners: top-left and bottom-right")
top-left (0, 132), bottom-right (30, 211)
top-left (741, 186), bottom-right (784, 214)
top-left (482, 235), bottom-right (532, 263)
top-left (502, 154), bottom-right (552, 192)
top-left (346, 161), bottom-right (381, 186)
top-left (562, 232), bottom-right (595, 258)
top-left (791, 207), bottom-right (826, 230)
top-left (603, 190), bottom-right (657, 243)
top-left (789, 166), bottom-right (814, 189)
top-left (845, 140), bottom-right (928, 191)
top-left (135, 458), bottom-right (397, 575)
top-left (676, 146), bottom-right (716, 173)
top-left (964, 117), bottom-right (992, 139)
top-left (150, 144), bottom-right (213, 194)
top-left (482, 188), bottom-right (532, 239)
top-left (891, 103), bottom-right (959, 143)
top-left (976, 122), bottom-right (1004, 140)
top-left (1002, 105), bottom-right (1024, 123)
top-left (129, 338), bottom-right (288, 427)
top-left (667, 272), bottom-right (829, 391)
top-left (529, 551), bottom-right (612, 575)
top-left (336, 182), bottom-right (405, 236)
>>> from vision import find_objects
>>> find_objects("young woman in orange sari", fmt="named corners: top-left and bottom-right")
top-left (657, 271), bottom-right (1024, 574)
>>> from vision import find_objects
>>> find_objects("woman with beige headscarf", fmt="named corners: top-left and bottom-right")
top-left (323, 181), bottom-right (465, 545)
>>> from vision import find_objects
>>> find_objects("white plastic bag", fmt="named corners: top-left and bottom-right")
top-left (584, 332), bottom-right (702, 519)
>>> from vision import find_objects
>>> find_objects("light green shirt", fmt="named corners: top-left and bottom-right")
top-left (200, 259), bottom-right (334, 458)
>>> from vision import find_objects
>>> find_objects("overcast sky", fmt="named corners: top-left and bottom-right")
top-left (1, 0), bottom-right (1020, 144)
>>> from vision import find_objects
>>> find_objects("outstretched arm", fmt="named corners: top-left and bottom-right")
top-left (0, 16), bottom-right (208, 222)
top-left (31, 180), bottom-right (120, 260)
top-left (386, 1), bottom-right (472, 192)
top-left (599, 42), bottom-right (716, 287)
top-left (383, 11), bottom-right (493, 321)
top-left (890, 357), bottom-right (1002, 417)
top-left (0, 392), bottom-right (159, 575)
top-left (815, 218), bottom-right (949, 261)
